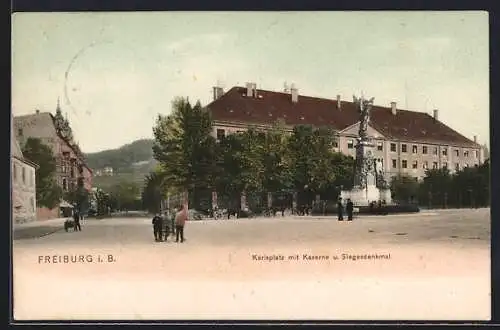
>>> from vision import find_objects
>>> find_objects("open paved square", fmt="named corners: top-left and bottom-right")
top-left (13, 208), bottom-right (490, 321)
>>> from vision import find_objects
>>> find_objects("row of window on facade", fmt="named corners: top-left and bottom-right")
top-left (347, 140), bottom-right (479, 158)
top-left (60, 164), bottom-right (84, 177)
top-left (61, 177), bottom-right (85, 191)
top-left (216, 128), bottom-right (257, 140)
top-left (13, 163), bottom-right (35, 187)
top-left (216, 129), bottom-right (479, 160)
top-left (385, 158), bottom-right (476, 171)
top-left (60, 153), bottom-right (84, 177)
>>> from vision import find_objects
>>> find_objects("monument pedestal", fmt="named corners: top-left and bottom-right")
top-left (341, 185), bottom-right (392, 207)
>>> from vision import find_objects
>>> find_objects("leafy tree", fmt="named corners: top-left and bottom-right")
top-left (152, 98), bottom-right (216, 208)
top-left (286, 125), bottom-right (316, 195)
top-left (21, 137), bottom-right (62, 209)
top-left (449, 161), bottom-right (489, 208)
top-left (142, 170), bottom-right (166, 213)
top-left (285, 125), bottom-right (339, 204)
top-left (64, 186), bottom-right (90, 213)
top-left (390, 174), bottom-right (420, 203)
top-left (324, 152), bottom-right (355, 199)
top-left (215, 131), bottom-right (254, 210)
top-left (109, 181), bottom-right (141, 211)
top-left (308, 126), bottom-right (339, 192)
top-left (260, 120), bottom-right (293, 193)
top-left (94, 188), bottom-right (111, 216)
top-left (418, 168), bottom-right (453, 208)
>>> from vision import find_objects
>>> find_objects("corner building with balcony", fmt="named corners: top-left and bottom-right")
top-left (207, 83), bottom-right (485, 182)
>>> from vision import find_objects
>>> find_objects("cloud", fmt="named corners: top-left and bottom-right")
top-left (165, 33), bottom-right (233, 55)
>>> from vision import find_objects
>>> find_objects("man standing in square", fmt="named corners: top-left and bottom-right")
top-left (175, 203), bottom-right (188, 243)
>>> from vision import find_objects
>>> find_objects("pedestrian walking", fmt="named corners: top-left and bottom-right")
top-left (337, 198), bottom-right (344, 221)
top-left (152, 213), bottom-right (163, 242)
top-left (73, 209), bottom-right (82, 231)
top-left (346, 199), bottom-right (354, 221)
top-left (175, 204), bottom-right (188, 243)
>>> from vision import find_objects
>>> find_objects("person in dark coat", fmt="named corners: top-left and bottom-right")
top-left (152, 213), bottom-right (163, 242)
top-left (73, 209), bottom-right (82, 231)
top-left (346, 199), bottom-right (354, 221)
top-left (337, 198), bottom-right (344, 221)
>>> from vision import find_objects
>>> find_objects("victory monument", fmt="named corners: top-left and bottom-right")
top-left (340, 95), bottom-right (392, 206)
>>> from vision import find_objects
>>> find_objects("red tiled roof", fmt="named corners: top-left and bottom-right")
top-left (207, 86), bottom-right (480, 148)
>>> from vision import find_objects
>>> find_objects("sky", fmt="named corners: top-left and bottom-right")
top-left (12, 11), bottom-right (489, 153)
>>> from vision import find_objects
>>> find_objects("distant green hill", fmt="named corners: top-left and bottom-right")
top-left (84, 139), bottom-right (157, 190)
top-left (84, 139), bottom-right (154, 170)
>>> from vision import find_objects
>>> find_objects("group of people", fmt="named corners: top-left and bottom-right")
top-left (152, 204), bottom-right (187, 243)
top-left (336, 198), bottom-right (355, 221)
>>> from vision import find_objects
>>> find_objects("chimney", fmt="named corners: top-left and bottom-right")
top-left (291, 86), bottom-right (298, 103)
top-left (337, 95), bottom-right (341, 109)
top-left (390, 102), bottom-right (397, 115)
top-left (246, 82), bottom-right (253, 97)
top-left (433, 109), bottom-right (439, 120)
top-left (212, 86), bottom-right (224, 101)
top-left (474, 135), bottom-right (477, 143)
top-left (246, 82), bottom-right (257, 97)
top-left (35, 109), bottom-right (40, 114)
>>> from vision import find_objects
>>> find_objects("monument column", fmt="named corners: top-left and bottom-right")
top-left (340, 95), bottom-right (392, 206)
